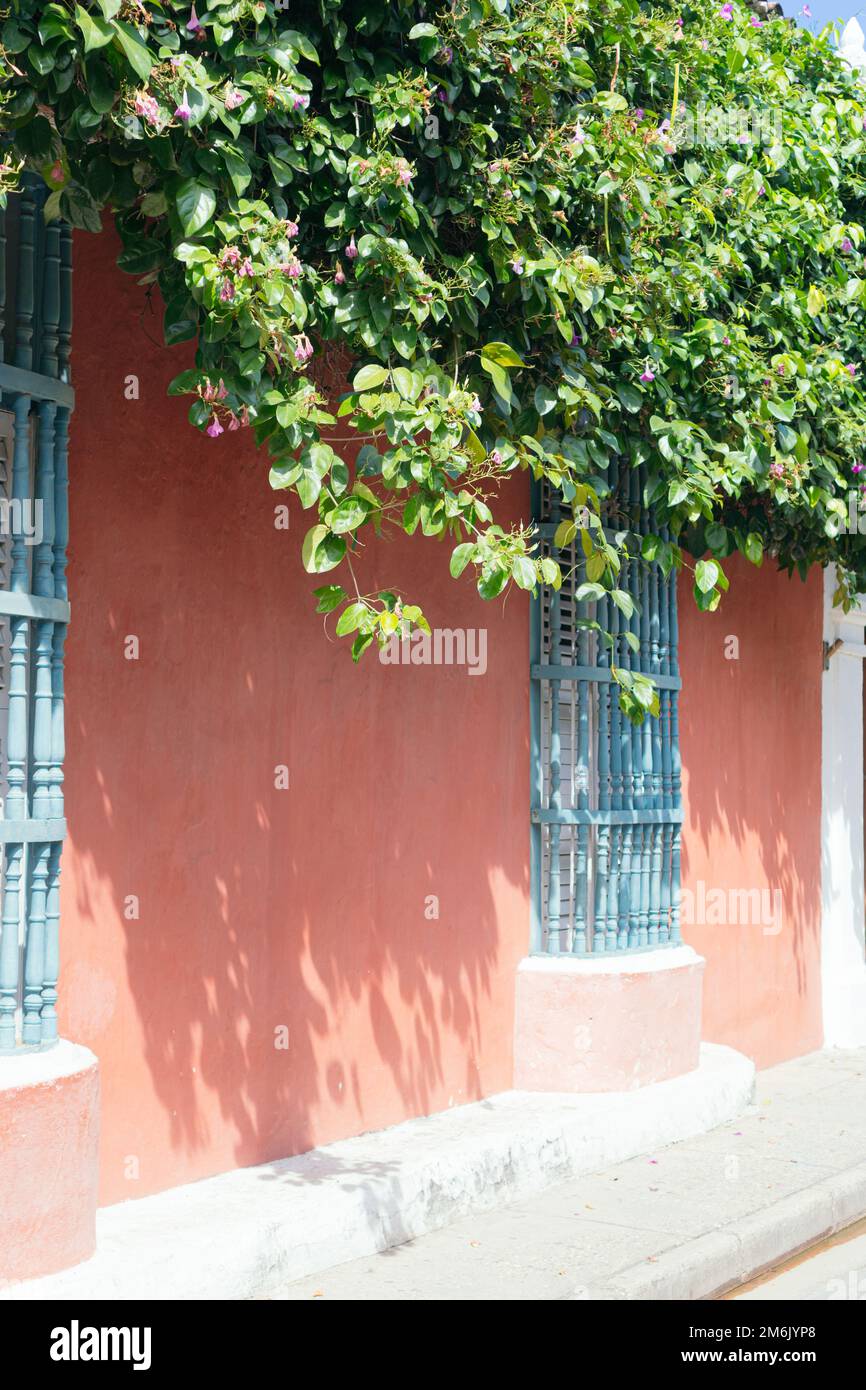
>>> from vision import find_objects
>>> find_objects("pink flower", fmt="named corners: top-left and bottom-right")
top-left (634, 108), bottom-right (645, 121)
top-left (722, 336), bottom-right (730, 345)
top-left (770, 461), bottom-right (785, 478)
top-left (847, 363), bottom-right (857, 378)
top-left (842, 237), bottom-right (854, 253)
top-left (853, 462), bottom-right (863, 474)
top-left (224, 88), bottom-right (245, 111)
top-left (511, 257), bottom-right (525, 274)
top-left (471, 395), bottom-right (482, 412)
top-left (174, 102), bottom-right (192, 122)
top-left (750, 14), bottom-right (762, 25)
top-left (239, 258), bottom-right (254, 278)
top-left (286, 221), bottom-right (299, 238)
top-left (220, 246), bottom-right (240, 267)
top-left (134, 93), bottom-right (160, 126)
top-left (286, 261), bottom-right (302, 279)
top-left (290, 93), bottom-right (310, 111)
top-left (719, 3), bottom-right (733, 18)
top-left (227, 413), bottom-right (241, 432)
top-left (187, 5), bottom-right (203, 36)
top-left (335, 265), bottom-right (346, 285)
top-left (640, 367), bottom-right (655, 383)
top-left (294, 335), bottom-right (314, 364)
top-left (802, 4), bottom-right (812, 15)
top-left (345, 235), bottom-right (358, 260)
top-left (724, 186), bottom-right (734, 197)
top-left (676, 17), bottom-right (684, 27)
top-left (701, 38), bottom-right (709, 49)
top-left (570, 123), bottom-right (586, 146)
top-left (439, 46), bottom-right (454, 64)
top-left (490, 449), bottom-right (503, 465)
top-left (206, 416), bottom-right (224, 438)
top-left (219, 280), bottom-right (235, 302)
top-left (397, 167), bottom-right (413, 185)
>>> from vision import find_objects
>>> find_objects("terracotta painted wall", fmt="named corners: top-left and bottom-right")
top-left (59, 230), bottom-right (824, 1208)
top-left (678, 557), bottom-right (824, 1068)
top-left (59, 230), bottom-right (531, 1206)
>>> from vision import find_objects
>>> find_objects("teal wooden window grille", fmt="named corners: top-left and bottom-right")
top-left (0, 176), bottom-right (73, 1050)
top-left (530, 459), bottom-right (682, 955)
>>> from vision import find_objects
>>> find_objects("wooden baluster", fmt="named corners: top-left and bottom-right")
top-left (593, 588), bottom-right (610, 953)
top-left (0, 844), bottom-right (23, 1048)
top-left (22, 841), bottom-right (48, 1044)
top-left (31, 403), bottom-right (56, 820)
top-left (572, 550), bottom-right (589, 954)
top-left (14, 183), bottom-right (36, 371)
top-left (670, 568), bottom-right (682, 942)
top-left (547, 586), bottom-right (563, 955)
top-left (58, 225), bottom-right (73, 382)
top-left (41, 843), bottom-right (60, 1044)
top-left (40, 220), bottom-right (61, 380)
top-left (0, 200), bottom-right (6, 364)
top-left (45, 225), bottom-right (72, 1044)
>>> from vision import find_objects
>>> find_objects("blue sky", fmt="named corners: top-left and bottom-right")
top-left (798, 0), bottom-right (866, 30)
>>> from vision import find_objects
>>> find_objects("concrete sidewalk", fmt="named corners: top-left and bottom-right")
top-left (270, 1049), bottom-right (866, 1301)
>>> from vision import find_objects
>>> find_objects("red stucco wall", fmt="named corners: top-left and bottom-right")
top-left (678, 558), bottom-right (824, 1068)
top-left (59, 230), bottom-right (824, 1209)
top-left (59, 230), bottom-right (531, 1206)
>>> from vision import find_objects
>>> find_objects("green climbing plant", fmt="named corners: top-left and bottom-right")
top-left (3, 0), bottom-right (866, 719)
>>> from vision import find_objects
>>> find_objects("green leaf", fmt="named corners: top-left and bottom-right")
top-left (302, 525), bottom-right (346, 574)
top-left (335, 602), bottom-right (368, 636)
top-left (281, 29), bottom-right (320, 63)
top-left (450, 543), bottom-right (475, 578)
top-left (480, 341), bottom-right (527, 368)
top-left (314, 585), bottom-right (346, 613)
top-left (806, 285), bottom-right (826, 317)
top-left (330, 496), bottom-right (372, 534)
top-left (352, 364), bottom-right (389, 391)
top-left (480, 357), bottom-right (512, 403)
top-left (611, 589), bottom-right (635, 619)
top-left (113, 20), bottom-right (154, 81)
top-left (695, 558), bottom-right (719, 594)
top-left (616, 383), bottom-right (643, 413)
top-left (75, 5), bottom-right (114, 50)
top-left (175, 179), bottom-right (216, 236)
top-left (744, 532), bottom-right (764, 567)
top-left (512, 556), bottom-right (536, 590)
top-left (269, 460), bottom-right (302, 491)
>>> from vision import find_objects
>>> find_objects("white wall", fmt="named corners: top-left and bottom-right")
top-left (821, 567), bottom-right (866, 1045)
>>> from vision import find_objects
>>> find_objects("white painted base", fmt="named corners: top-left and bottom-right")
top-left (2, 1042), bottom-right (754, 1301)
top-left (0, 1039), bottom-right (97, 1091)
